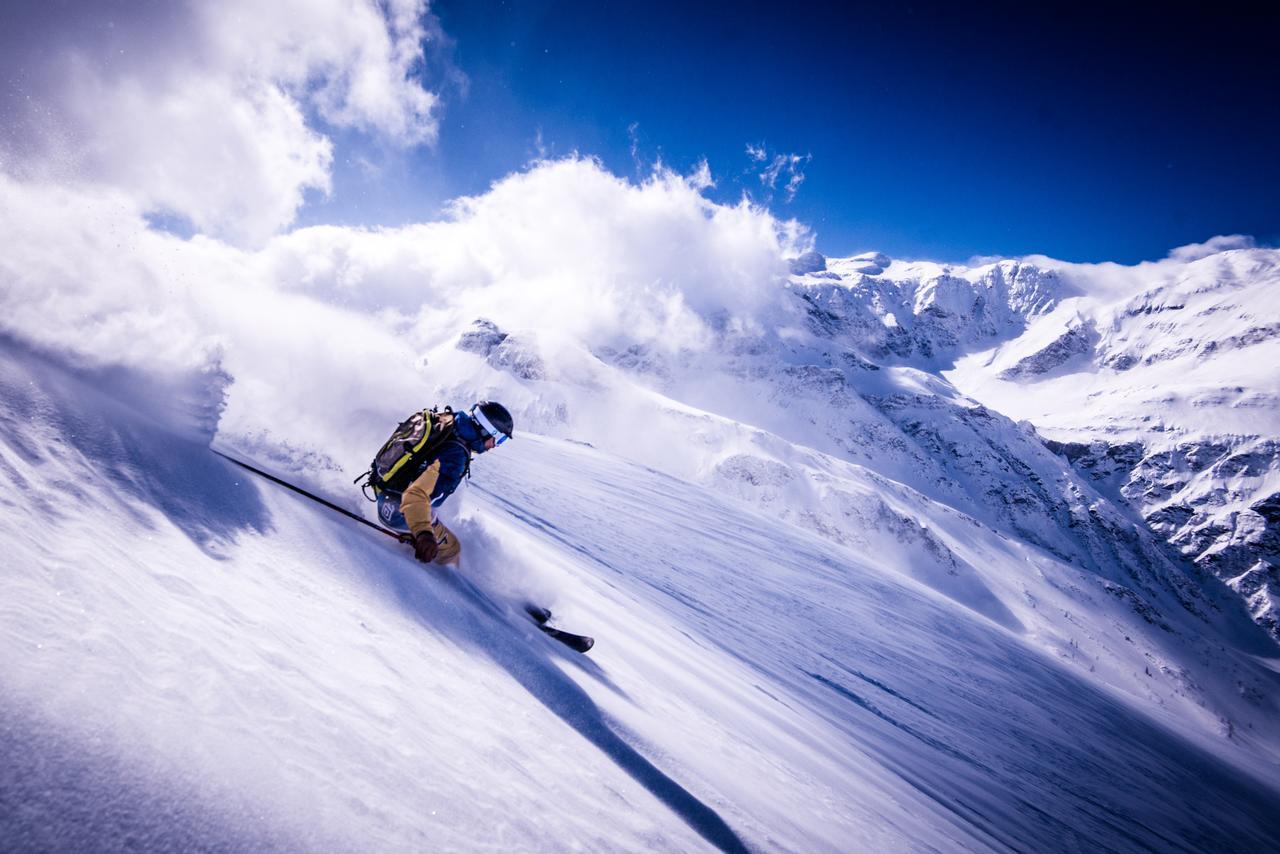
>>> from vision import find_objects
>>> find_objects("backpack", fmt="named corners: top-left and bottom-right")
top-left (356, 406), bottom-right (461, 498)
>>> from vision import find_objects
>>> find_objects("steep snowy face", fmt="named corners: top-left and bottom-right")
top-left (4, 143), bottom-right (1278, 839)
top-left (791, 246), bottom-right (1280, 641)
top-left (442, 305), bottom-right (1238, 696)
top-left (957, 249), bottom-right (1280, 640)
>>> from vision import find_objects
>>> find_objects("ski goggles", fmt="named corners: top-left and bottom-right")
top-left (472, 407), bottom-right (510, 445)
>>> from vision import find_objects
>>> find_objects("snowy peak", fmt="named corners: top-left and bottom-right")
top-left (1097, 249), bottom-right (1280, 381)
top-left (792, 255), bottom-right (1070, 366)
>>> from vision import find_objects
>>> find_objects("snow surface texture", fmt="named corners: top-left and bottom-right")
top-left (3, 338), bottom-right (1280, 852)
top-left (2, 156), bottom-right (1280, 848)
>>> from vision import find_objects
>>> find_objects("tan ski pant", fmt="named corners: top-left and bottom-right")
top-left (427, 517), bottom-right (461, 566)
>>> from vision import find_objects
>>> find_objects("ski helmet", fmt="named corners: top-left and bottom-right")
top-left (471, 401), bottom-right (514, 445)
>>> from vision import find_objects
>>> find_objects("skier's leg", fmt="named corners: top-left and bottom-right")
top-left (431, 518), bottom-right (461, 566)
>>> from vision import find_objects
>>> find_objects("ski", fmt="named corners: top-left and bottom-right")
top-left (537, 624), bottom-right (596, 654)
top-left (524, 604), bottom-right (594, 653)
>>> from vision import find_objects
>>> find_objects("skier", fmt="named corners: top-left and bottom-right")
top-left (365, 401), bottom-right (514, 566)
top-left (222, 401), bottom-right (588, 650)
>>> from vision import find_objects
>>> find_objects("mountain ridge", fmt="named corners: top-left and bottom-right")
top-left (778, 246), bottom-right (1280, 642)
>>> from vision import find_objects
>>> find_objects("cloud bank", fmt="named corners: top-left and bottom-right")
top-left (0, 153), bottom-right (806, 458)
top-left (0, 2), bottom-right (807, 456)
top-left (0, 0), bottom-right (441, 245)
top-left (1166, 234), bottom-right (1256, 262)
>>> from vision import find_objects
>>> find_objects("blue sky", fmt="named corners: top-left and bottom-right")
top-left (295, 2), bottom-right (1276, 263)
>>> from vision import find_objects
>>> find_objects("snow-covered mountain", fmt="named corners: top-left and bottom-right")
top-left (783, 244), bottom-right (1280, 641)
top-left (3, 0), bottom-right (1274, 843)
top-left (952, 248), bottom-right (1280, 640)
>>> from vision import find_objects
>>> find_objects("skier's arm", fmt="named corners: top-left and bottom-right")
top-left (428, 445), bottom-right (467, 509)
top-left (401, 461), bottom-right (441, 536)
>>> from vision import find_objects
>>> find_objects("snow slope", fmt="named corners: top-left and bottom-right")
top-left (4, 331), bottom-right (1280, 851)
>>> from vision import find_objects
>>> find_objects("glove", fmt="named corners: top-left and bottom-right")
top-left (412, 531), bottom-right (439, 563)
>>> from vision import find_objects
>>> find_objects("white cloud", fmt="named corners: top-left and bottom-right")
top-left (197, 0), bottom-right (440, 145)
top-left (1166, 234), bottom-right (1256, 262)
top-left (745, 144), bottom-right (810, 203)
top-left (629, 123), bottom-right (643, 172)
top-left (0, 0), bottom-right (443, 245)
top-left (438, 157), bottom-right (800, 344)
top-left (688, 158), bottom-right (715, 190)
top-left (68, 71), bottom-right (334, 246)
top-left (1015, 232), bottom-right (1265, 302)
top-left (0, 156), bottom-right (807, 453)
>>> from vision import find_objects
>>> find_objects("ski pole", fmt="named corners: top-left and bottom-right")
top-left (211, 448), bottom-right (411, 542)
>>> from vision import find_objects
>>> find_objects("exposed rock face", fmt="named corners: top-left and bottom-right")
top-left (1043, 439), bottom-right (1144, 489)
top-left (1044, 438), bottom-right (1280, 639)
top-left (457, 318), bottom-right (507, 355)
top-left (998, 322), bottom-right (1098, 380)
top-left (456, 318), bottom-right (546, 380)
top-left (1227, 560), bottom-right (1280, 640)
top-left (487, 336), bottom-right (545, 380)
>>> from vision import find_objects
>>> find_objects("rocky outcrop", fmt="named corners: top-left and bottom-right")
top-left (1045, 436), bottom-right (1280, 641)
top-left (998, 322), bottom-right (1098, 380)
top-left (456, 318), bottom-right (507, 355)
top-left (456, 318), bottom-right (546, 380)
top-left (1226, 560), bottom-right (1280, 640)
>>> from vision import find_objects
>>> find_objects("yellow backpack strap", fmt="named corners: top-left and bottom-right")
top-left (381, 408), bottom-right (435, 485)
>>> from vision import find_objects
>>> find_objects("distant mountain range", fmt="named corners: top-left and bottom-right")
top-left (785, 246), bottom-right (1279, 641)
